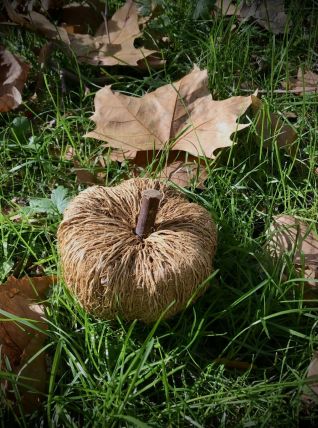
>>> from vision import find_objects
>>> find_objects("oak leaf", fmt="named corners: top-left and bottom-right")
top-left (0, 275), bottom-right (56, 412)
top-left (85, 67), bottom-right (252, 159)
top-left (0, 46), bottom-right (29, 112)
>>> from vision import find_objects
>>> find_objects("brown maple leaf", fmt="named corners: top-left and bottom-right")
top-left (0, 275), bottom-right (56, 412)
top-left (4, 0), bottom-right (162, 68)
top-left (69, 0), bottom-right (161, 67)
top-left (0, 46), bottom-right (29, 112)
top-left (85, 67), bottom-right (252, 159)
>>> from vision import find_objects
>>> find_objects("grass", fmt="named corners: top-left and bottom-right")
top-left (1, 0), bottom-right (318, 426)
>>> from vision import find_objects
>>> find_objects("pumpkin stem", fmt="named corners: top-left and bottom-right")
top-left (135, 189), bottom-right (161, 239)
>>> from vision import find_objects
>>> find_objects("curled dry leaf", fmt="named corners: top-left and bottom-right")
top-left (0, 45), bottom-right (29, 112)
top-left (85, 67), bottom-right (252, 159)
top-left (0, 275), bottom-right (56, 412)
top-left (267, 215), bottom-right (318, 294)
top-left (282, 68), bottom-right (318, 95)
top-left (251, 95), bottom-right (297, 155)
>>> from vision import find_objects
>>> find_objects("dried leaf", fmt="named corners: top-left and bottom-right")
top-left (0, 275), bottom-right (56, 411)
top-left (282, 68), bottom-right (318, 95)
top-left (158, 160), bottom-right (208, 188)
top-left (5, 0), bottom-right (162, 68)
top-left (302, 352), bottom-right (318, 404)
top-left (252, 95), bottom-right (297, 155)
top-left (215, 0), bottom-right (288, 34)
top-left (4, 1), bottom-right (70, 44)
top-left (85, 67), bottom-right (252, 158)
top-left (75, 168), bottom-right (105, 185)
top-left (69, 0), bottom-right (161, 67)
top-left (239, 0), bottom-right (288, 34)
top-left (107, 149), bottom-right (208, 188)
top-left (267, 215), bottom-right (318, 292)
top-left (109, 149), bottom-right (138, 163)
top-left (0, 45), bottom-right (29, 112)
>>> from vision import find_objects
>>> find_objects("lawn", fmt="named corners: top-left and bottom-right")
top-left (1, 0), bottom-right (318, 426)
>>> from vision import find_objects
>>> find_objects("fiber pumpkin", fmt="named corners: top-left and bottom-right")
top-left (57, 178), bottom-right (217, 323)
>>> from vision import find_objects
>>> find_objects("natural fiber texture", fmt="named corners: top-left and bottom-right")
top-left (57, 178), bottom-right (217, 323)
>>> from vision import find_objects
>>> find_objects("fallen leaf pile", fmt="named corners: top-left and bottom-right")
top-left (0, 45), bottom-right (29, 112)
top-left (4, 0), bottom-right (162, 68)
top-left (267, 215), bottom-right (318, 293)
top-left (215, 0), bottom-right (288, 34)
top-left (0, 275), bottom-right (56, 412)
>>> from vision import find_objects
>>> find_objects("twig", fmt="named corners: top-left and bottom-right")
top-left (240, 88), bottom-right (316, 94)
top-left (135, 190), bottom-right (161, 239)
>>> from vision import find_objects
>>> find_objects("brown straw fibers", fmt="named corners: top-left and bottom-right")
top-left (57, 178), bottom-right (217, 323)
